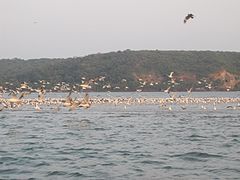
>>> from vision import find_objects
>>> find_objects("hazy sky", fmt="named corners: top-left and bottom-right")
top-left (1, 0), bottom-right (240, 59)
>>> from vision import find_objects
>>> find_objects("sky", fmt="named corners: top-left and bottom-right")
top-left (0, 0), bottom-right (240, 59)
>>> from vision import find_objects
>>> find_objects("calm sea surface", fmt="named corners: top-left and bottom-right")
top-left (0, 92), bottom-right (240, 179)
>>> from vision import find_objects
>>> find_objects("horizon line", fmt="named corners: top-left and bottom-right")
top-left (1, 49), bottom-right (240, 60)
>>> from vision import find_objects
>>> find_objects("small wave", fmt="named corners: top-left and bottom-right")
top-left (33, 161), bottom-right (50, 167)
top-left (27, 134), bottom-right (41, 139)
top-left (26, 178), bottom-right (36, 180)
top-left (51, 156), bottom-right (72, 161)
top-left (222, 168), bottom-right (240, 173)
top-left (231, 138), bottom-right (240, 143)
top-left (79, 119), bottom-right (92, 123)
top-left (221, 143), bottom-right (232, 148)
top-left (0, 156), bottom-right (18, 162)
top-left (0, 115), bottom-right (7, 119)
top-left (21, 147), bottom-right (35, 151)
top-left (50, 137), bottom-right (66, 141)
top-left (189, 134), bottom-right (207, 138)
top-left (230, 134), bottom-right (240, 138)
top-left (171, 152), bottom-right (223, 160)
top-left (18, 170), bottom-right (33, 174)
top-left (137, 131), bottom-right (153, 135)
top-left (101, 162), bottom-right (117, 166)
top-left (46, 171), bottom-right (67, 176)
top-left (107, 115), bottom-right (131, 118)
top-left (163, 165), bottom-right (172, 169)
top-left (67, 147), bottom-right (95, 152)
top-left (21, 156), bottom-right (35, 160)
top-left (187, 134), bottom-right (208, 142)
top-left (94, 127), bottom-right (107, 131)
top-left (113, 150), bottom-right (131, 156)
top-left (208, 168), bottom-right (240, 174)
top-left (202, 115), bottom-right (234, 119)
top-left (140, 160), bottom-right (165, 165)
top-left (0, 168), bottom-right (18, 174)
top-left (23, 115), bottom-right (36, 118)
top-left (134, 153), bottom-right (153, 158)
top-left (68, 172), bottom-right (84, 177)
top-left (162, 166), bottom-right (186, 170)
top-left (133, 168), bottom-right (144, 172)
top-left (0, 150), bottom-right (8, 153)
top-left (118, 115), bottom-right (132, 118)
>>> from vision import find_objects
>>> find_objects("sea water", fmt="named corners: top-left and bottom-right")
top-left (0, 92), bottom-right (240, 179)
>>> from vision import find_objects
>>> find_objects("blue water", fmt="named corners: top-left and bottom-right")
top-left (0, 92), bottom-right (240, 179)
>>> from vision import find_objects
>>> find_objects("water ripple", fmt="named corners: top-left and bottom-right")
top-left (171, 151), bottom-right (223, 161)
top-left (1, 92), bottom-right (240, 179)
top-left (46, 171), bottom-right (68, 176)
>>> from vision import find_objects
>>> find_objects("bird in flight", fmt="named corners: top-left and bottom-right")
top-left (168, 72), bottom-right (174, 79)
top-left (184, 13), bottom-right (194, 23)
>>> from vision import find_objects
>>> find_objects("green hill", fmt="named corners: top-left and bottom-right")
top-left (1, 50), bottom-right (240, 91)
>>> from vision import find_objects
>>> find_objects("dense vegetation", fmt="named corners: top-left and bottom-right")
top-left (0, 50), bottom-right (240, 91)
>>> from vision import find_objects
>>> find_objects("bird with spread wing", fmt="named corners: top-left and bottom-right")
top-left (184, 13), bottom-right (194, 23)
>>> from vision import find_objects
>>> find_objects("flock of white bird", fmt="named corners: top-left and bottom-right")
top-left (0, 72), bottom-right (240, 112)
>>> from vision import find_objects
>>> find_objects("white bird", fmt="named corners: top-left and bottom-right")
top-left (168, 72), bottom-right (174, 79)
top-left (34, 103), bottom-right (41, 111)
top-left (164, 86), bottom-right (171, 93)
top-left (98, 76), bottom-right (106, 81)
top-left (187, 87), bottom-right (193, 94)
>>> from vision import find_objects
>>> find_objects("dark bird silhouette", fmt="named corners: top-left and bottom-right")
top-left (184, 13), bottom-right (194, 23)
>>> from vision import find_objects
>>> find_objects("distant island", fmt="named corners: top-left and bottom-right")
top-left (1, 50), bottom-right (240, 91)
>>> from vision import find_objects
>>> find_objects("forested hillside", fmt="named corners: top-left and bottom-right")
top-left (1, 50), bottom-right (240, 91)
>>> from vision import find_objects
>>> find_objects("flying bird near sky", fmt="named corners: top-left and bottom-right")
top-left (184, 13), bottom-right (194, 23)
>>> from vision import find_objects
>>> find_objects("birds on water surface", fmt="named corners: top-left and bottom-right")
top-left (0, 79), bottom-right (239, 112)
